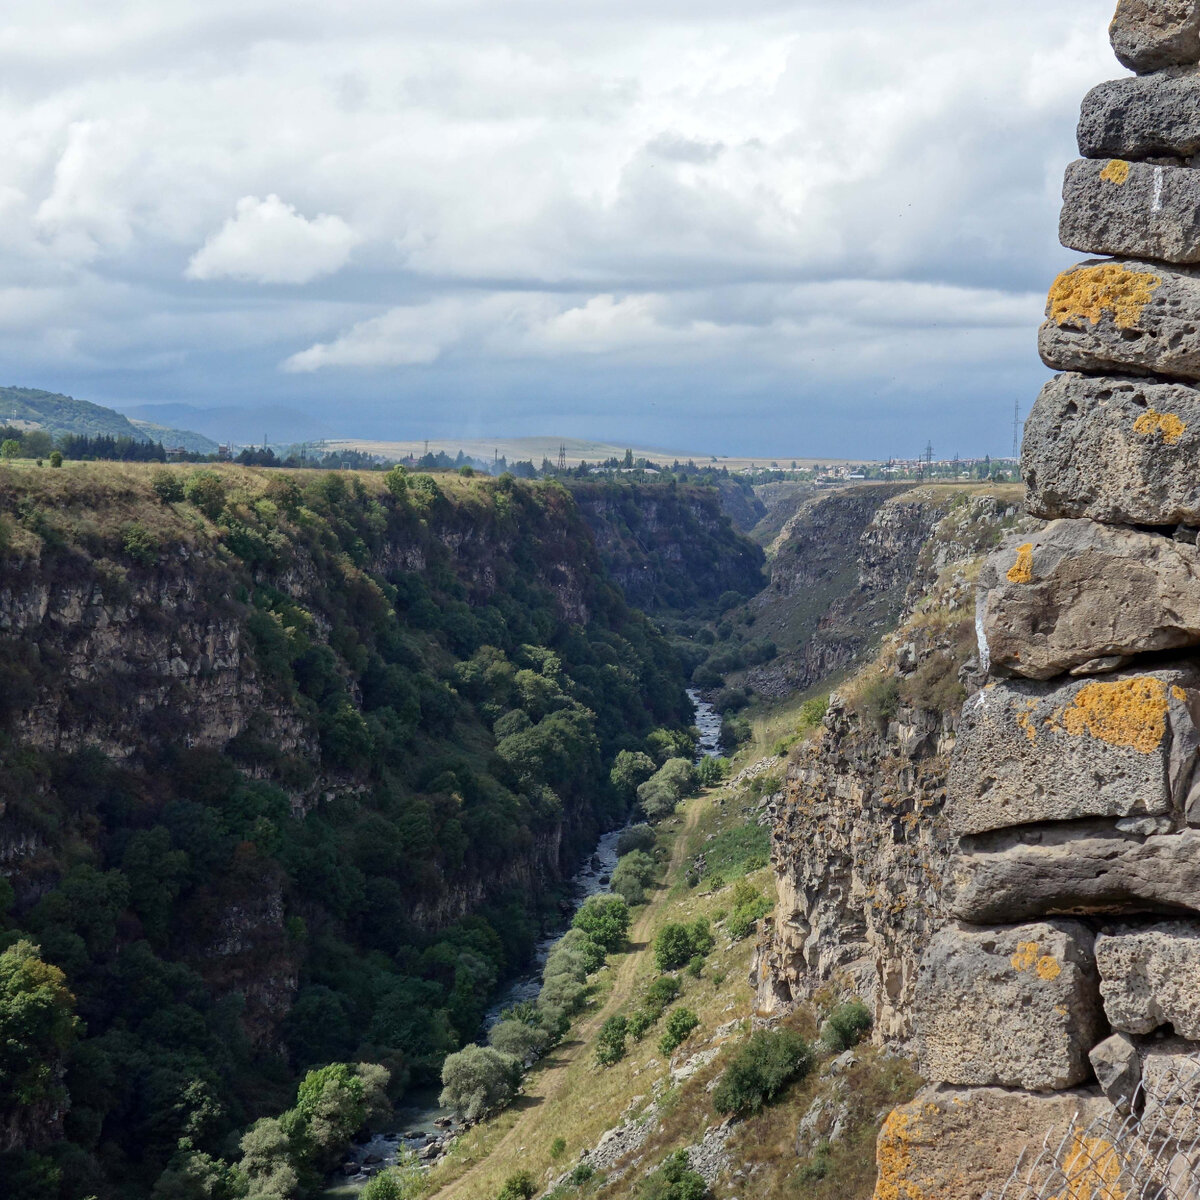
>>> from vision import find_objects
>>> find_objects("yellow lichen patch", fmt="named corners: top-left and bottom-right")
top-left (1037, 955), bottom-right (1062, 981)
top-left (1011, 942), bottom-right (1040, 973)
top-left (1048, 1135), bottom-right (1127, 1200)
top-left (1006, 543), bottom-right (1035, 584)
top-left (872, 1108), bottom-right (926, 1200)
top-left (1133, 408), bottom-right (1187, 445)
top-left (1175, 686), bottom-right (1188, 702)
top-left (1058, 677), bottom-right (1170, 754)
top-left (1016, 699), bottom-right (1040, 745)
top-left (1048, 262), bottom-right (1161, 330)
top-left (1100, 159), bottom-right (1131, 185)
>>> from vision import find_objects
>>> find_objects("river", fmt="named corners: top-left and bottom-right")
top-left (331, 693), bottom-right (722, 1187)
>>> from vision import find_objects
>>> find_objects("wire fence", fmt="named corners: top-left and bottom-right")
top-left (997, 1054), bottom-right (1200, 1200)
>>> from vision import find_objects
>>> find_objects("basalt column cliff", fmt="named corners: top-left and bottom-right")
top-left (878, 4), bottom-right (1200, 1196)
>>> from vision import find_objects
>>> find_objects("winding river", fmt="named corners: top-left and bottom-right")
top-left (333, 693), bottom-right (722, 1187)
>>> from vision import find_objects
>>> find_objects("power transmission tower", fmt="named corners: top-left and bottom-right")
top-left (558, 443), bottom-right (567, 472)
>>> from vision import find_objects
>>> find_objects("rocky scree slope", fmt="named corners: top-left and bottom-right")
top-left (0, 464), bottom-right (691, 1197)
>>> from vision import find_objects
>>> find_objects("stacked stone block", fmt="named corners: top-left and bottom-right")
top-left (878, 4), bottom-right (1200, 1194)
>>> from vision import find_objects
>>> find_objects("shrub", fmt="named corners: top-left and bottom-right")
top-left (695, 756), bottom-right (728, 787)
top-left (859, 674), bottom-right (900, 725)
top-left (821, 1000), bottom-right (872, 1052)
top-left (121, 521), bottom-right (159, 566)
top-left (362, 1150), bottom-right (424, 1200)
top-left (497, 1171), bottom-right (536, 1200)
top-left (384, 465), bottom-right (409, 498)
top-left (570, 1163), bottom-right (595, 1186)
top-left (712, 1028), bottom-right (814, 1115)
top-left (616, 823), bottom-right (656, 857)
top-left (550, 1136), bottom-right (567, 1160)
top-left (1, 439), bottom-right (20, 459)
top-left (595, 1015), bottom-right (627, 1067)
top-left (643, 974), bottom-right (681, 1017)
top-left (637, 758), bottom-right (697, 820)
top-left (489, 1017), bottom-right (549, 1064)
top-left (572, 895), bottom-right (630, 952)
top-left (726, 880), bottom-right (772, 942)
top-left (49, 451), bottom-right (63, 468)
top-left (627, 1010), bottom-right (655, 1040)
top-left (658, 1007), bottom-right (699, 1055)
top-left (638, 1151), bottom-right (706, 1200)
top-left (653, 918), bottom-right (712, 972)
top-left (686, 955), bottom-right (704, 979)
top-left (151, 469), bottom-right (185, 503)
top-left (611, 850), bottom-right (656, 906)
top-left (184, 470), bottom-right (227, 520)
top-left (439, 1045), bottom-right (520, 1121)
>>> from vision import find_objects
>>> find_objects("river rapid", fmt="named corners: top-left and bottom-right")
top-left (333, 693), bottom-right (722, 1187)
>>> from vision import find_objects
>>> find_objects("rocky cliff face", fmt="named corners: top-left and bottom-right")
top-left (746, 486), bottom-right (1018, 699)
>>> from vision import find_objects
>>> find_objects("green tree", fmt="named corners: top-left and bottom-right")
top-left (0, 940), bottom-right (80, 1107)
top-left (611, 850), bottom-right (656, 905)
top-left (361, 1149), bottom-right (424, 1200)
top-left (654, 924), bottom-right (695, 972)
top-left (658, 1007), bottom-right (699, 1055)
top-left (439, 1045), bottom-right (520, 1121)
top-left (489, 1018), bottom-right (549, 1064)
top-left (571, 895), bottom-right (630, 952)
top-left (48, 450), bottom-right (63, 468)
top-left (151, 469), bottom-right (185, 503)
top-left (595, 1014), bottom-right (628, 1067)
top-left (237, 1116), bottom-right (300, 1200)
top-left (609, 750), bottom-right (656, 800)
top-left (384, 465), bottom-right (409, 499)
top-left (292, 1062), bottom-right (367, 1166)
top-left (184, 470), bottom-right (228, 520)
top-left (638, 1151), bottom-right (706, 1200)
top-left (1, 439), bottom-right (20, 459)
top-left (712, 1028), bottom-right (814, 1115)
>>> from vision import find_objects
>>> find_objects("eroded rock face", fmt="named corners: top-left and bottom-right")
top-left (1110, 0), bottom-right (1200, 73)
top-left (914, 921), bottom-right (1102, 1091)
top-left (1060, 157), bottom-right (1200, 263)
top-left (1096, 922), bottom-right (1200, 1038)
top-left (1078, 70), bottom-right (1200, 161)
top-left (950, 825), bottom-right (1200, 923)
top-left (979, 521), bottom-right (1200, 679)
top-left (947, 668), bottom-right (1200, 836)
top-left (1039, 259), bottom-right (1200, 381)
top-left (1023, 373), bottom-right (1200, 526)
top-left (872, 1085), bottom-right (1110, 1200)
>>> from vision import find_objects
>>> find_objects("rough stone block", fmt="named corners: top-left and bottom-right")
top-left (1096, 922), bottom-right (1200, 1038)
top-left (1060, 158), bottom-right (1200, 264)
top-left (1141, 1044), bottom-right (1200, 1141)
top-left (1023, 373), bottom-right (1200, 526)
top-left (914, 922), bottom-right (1102, 1090)
top-left (1089, 1032), bottom-right (1142, 1112)
top-left (979, 521), bottom-right (1200, 679)
top-left (872, 1085), bottom-right (1110, 1200)
top-left (948, 668), bottom-right (1200, 836)
top-left (951, 825), bottom-right (1200, 923)
top-left (1040, 258), bottom-right (1200, 380)
top-left (1111, 0), bottom-right (1200, 73)
top-left (1078, 71), bottom-right (1200, 160)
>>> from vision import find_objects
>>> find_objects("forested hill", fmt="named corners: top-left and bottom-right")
top-left (0, 385), bottom-right (214, 450)
top-left (0, 463), bottom-right (693, 1198)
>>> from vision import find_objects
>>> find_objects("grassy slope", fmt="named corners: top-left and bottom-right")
top-left (419, 757), bottom-right (919, 1200)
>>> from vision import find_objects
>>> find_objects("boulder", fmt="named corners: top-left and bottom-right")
top-left (914, 922), bottom-right (1102, 1091)
top-left (951, 824), bottom-right (1200, 923)
top-left (947, 668), bottom-right (1200, 836)
top-left (1096, 921), bottom-right (1200, 1038)
top-left (1078, 70), bottom-right (1200, 161)
top-left (1023, 373), bottom-right (1200, 526)
top-left (1059, 158), bottom-right (1200, 264)
top-left (1110, 0), bottom-right (1200, 73)
top-left (1040, 259), bottom-right (1200, 381)
top-left (1089, 1032), bottom-right (1142, 1113)
top-left (979, 521), bottom-right (1200, 679)
top-left (872, 1085), bottom-right (1111, 1200)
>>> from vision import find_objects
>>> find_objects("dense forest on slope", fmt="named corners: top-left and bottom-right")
top-left (0, 463), bottom-right (703, 1198)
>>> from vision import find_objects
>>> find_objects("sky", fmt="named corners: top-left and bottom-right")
top-left (0, 0), bottom-right (1120, 459)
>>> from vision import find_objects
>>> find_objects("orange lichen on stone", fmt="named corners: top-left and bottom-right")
top-left (1016, 699), bottom-right (1039, 745)
top-left (1047, 1135), bottom-right (1127, 1200)
top-left (1057, 677), bottom-right (1170, 754)
top-left (873, 1108), bottom-right (925, 1200)
top-left (1037, 955), bottom-right (1062, 981)
top-left (1006, 543), bottom-right (1035, 584)
top-left (1174, 686), bottom-right (1188, 702)
top-left (1100, 159), bottom-right (1131, 185)
top-left (1012, 941), bottom-right (1040, 973)
top-left (1133, 409), bottom-right (1187, 445)
top-left (1047, 262), bottom-right (1161, 330)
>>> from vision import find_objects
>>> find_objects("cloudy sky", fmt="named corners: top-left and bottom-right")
top-left (1, 0), bottom-right (1118, 458)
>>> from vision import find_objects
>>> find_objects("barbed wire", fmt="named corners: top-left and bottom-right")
top-left (996, 1053), bottom-right (1200, 1200)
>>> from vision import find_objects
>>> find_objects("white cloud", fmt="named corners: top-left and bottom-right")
top-left (186, 194), bottom-right (359, 284)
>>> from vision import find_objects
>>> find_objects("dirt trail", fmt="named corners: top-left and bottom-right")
top-left (432, 798), bottom-right (705, 1200)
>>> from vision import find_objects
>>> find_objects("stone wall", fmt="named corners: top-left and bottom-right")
top-left (878, 5), bottom-right (1200, 1194)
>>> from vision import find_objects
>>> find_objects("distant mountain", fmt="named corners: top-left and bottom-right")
top-left (120, 402), bottom-right (337, 447)
top-left (0, 386), bottom-right (215, 450)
